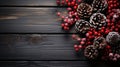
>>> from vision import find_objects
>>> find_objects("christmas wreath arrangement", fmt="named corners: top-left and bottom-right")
top-left (56, 0), bottom-right (120, 61)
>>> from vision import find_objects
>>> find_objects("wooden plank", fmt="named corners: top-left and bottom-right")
top-left (0, 7), bottom-right (75, 33)
top-left (0, 0), bottom-right (57, 6)
top-left (0, 0), bottom-right (95, 6)
top-left (0, 34), bottom-right (85, 60)
top-left (0, 61), bottom-right (119, 67)
top-left (0, 61), bottom-right (90, 67)
top-left (0, 61), bottom-right (89, 67)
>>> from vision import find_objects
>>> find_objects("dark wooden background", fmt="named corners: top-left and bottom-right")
top-left (0, 0), bottom-right (120, 67)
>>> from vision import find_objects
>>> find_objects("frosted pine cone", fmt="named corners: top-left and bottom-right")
top-left (90, 13), bottom-right (107, 29)
top-left (106, 32), bottom-right (120, 45)
top-left (75, 20), bottom-right (91, 33)
top-left (84, 45), bottom-right (98, 59)
top-left (92, 0), bottom-right (108, 12)
top-left (77, 3), bottom-right (93, 19)
top-left (93, 37), bottom-right (107, 49)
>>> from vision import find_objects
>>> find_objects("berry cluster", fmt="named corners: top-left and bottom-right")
top-left (56, 0), bottom-right (120, 61)
top-left (57, 0), bottom-right (81, 30)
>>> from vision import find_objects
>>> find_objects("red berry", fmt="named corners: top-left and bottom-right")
top-left (65, 23), bottom-right (68, 26)
top-left (108, 10), bottom-right (111, 13)
top-left (71, 1), bottom-right (75, 6)
top-left (107, 19), bottom-right (110, 23)
top-left (82, 38), bottom-right (86, 41)
top-left (78, 45), bottom-right (82, 49)
top-left (64, 26), bottom-right (69, 30)
top-left (107, 23), bottom-right (111, 26)
top-left (101, 29), bottom-right (104, 33)
top-left (78, 0), bottom-right (81, 3)
top-left (89, 31), bottom-right (92, 35)
top-left (110, 4), bottom-right (114, 8)
top-left (80, 41), bottom-right (85, 45)
top-left (115, 28), bottom-right (118, 32)
top-left (114, 4), bottom-right (117, 7)
top-left (106, 45), bottom-right (111, 49)
top-left (113, 58), bottom-right (117, 61)
top-left (86, 33), bottom-right (89, 37)
top-left (68, 2), bottom-right (71, 6)
top-left (57, 12), bottom-right (61, 16)
top-left (87, 41), bottom-right (91, 45)
top-left (72, 34), bottom-right (76, 39)
top-left (74, 6), bottom-right (77, 9)
top-left (74, 44), bottom-right (78, 48)
top-left (67, 7), bottom-right (72, 11)
top-left (105, 29), bottom-right (109, 34)
top-left (77, 38), bottom-right (81, 41)
top-left (109, 1), bottom-right (113, 4)
top-left (111, 26), bottom-right (115, 29)
top-left (98, 33), bottom-right (101, 36)
top-left (66, 0), bottom-right (68, 3)
top-left (114, 1), bottom-right (117, 3)
top-left (109, 53), bottom-right (113, 57)
top-left (61, 16), bottom-right (65, 19)
top-left (75, 48), bottom-right (79, 52)
top-left (61, 0), bottom-right (65, 5)
top-left (94, 31), bottom-right (98, 35)
top-left (56, 0), bottom-right (60, 5)
top-left (61, 23), bottom-right (64, 27)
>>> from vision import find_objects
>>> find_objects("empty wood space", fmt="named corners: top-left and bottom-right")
top-left (0, 7), bottom-right (75, 33)
top-left (0, 0), bottom-right (57, 6)
top-left (0, 34), bottom-right (85, 60)
top-left (0, 61), bottom-right (119, 67)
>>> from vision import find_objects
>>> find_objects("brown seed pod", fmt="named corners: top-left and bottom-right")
top-left (84, 45), bottom-right (98, 59)
top-left (77, 3), bottom-right (93, 19)
top-left (90, 13), bottom-right (107, 29)
top-left (92, 0), bottom-right (108, 12)
top-left (75, 20), bottom-right (91, 33)
top-left (106, 32), bottom-right (120, 45)
top-left (93, 37), bottom-right (107, 49)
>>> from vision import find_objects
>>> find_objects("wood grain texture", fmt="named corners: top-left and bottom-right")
top-left (0, 0), bottom-right (95, 6)
top-left (0, 61), bottom-right (119, 67)
top-left (0, 61), bottom-right (89, 67)
top-left (0, 0), bottom-right (119, 66)
top-left (0, 7), bottom-right (75, 33)
top-left (0, 34), bottom-right (85, 60)
top-left (0, 0), bottom-right (57, 6)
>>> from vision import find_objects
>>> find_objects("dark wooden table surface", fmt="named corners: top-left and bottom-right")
top-left (0, 0), bottom-right (120, 67)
